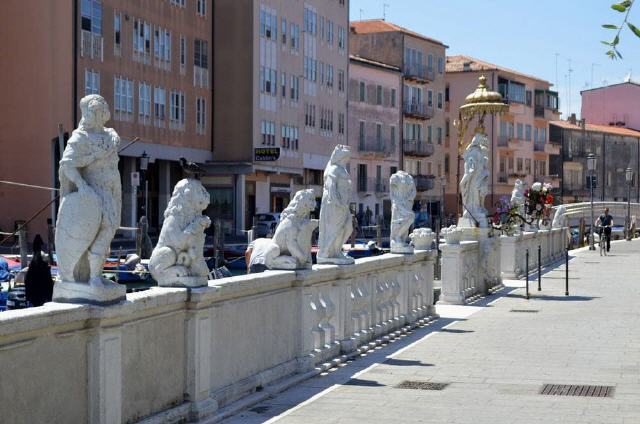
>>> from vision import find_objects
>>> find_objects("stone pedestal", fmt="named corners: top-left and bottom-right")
top-left (438, 241), bottom-right (479, 305)
top-left (53, 280), bottom-right (126, 306)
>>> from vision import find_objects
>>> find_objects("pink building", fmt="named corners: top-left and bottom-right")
top-left (581, 80), bottom-right (640, 131)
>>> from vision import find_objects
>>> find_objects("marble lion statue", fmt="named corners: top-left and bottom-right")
top-left (149, 178), bottom-right (211, 287)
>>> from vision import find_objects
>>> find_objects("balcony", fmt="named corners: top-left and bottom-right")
top-left (534, 143), bottom-right (546, 152)
top-left (497, 135), bottom-right (511, 147)
top-left (194, 66), bottom-right (209, 88)
top-left (403, 101), bottom-right (433, 120)
top-left (403, 139), bottom-right (434, 157)
top-left (357, 138), bottom-right (396, 157)
top-left (80, 30), bottom-right (103, 61)
top-left (535, 104), bottom-right (560, 121)
top-left (403, 64), bottom-right (433, 83)
top-left (412, 174), bottom-right (436, 192)
top-left (498, 172), bottom-right (508, 183)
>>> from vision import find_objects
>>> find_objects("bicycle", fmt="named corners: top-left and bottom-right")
top-left (596, 225), bottom-right (611, 256)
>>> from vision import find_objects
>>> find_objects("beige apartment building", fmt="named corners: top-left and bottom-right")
top-left (213, 0), bottom-right (349, 234)
top-left (348, 55), bottom-right (402, 226)
top-left (445, 55), bottom-right (561, 216)
top-left (0, 0), bottom-right (213, 239)
top-left (350, 20), bottom-right (448, 220)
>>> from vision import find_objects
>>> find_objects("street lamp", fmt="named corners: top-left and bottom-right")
top-left (626, 167), bottom-right (633, 240)
top-left (139, 151), bottom-right (149, 221)
top-left (587, 153), bottom-right (596, 250)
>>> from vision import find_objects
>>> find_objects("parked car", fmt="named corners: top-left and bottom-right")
top-left (6, 286), bottom-right (28, 310)
top-left (254, 213), bottom-right (281, 238)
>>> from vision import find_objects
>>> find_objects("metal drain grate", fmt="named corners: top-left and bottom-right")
top-left (540, 384), bottom-right (614, 398)
top-left (395, 381), bottom-right (449, 391)
top-left (510, 309), bottom-right (539, 313)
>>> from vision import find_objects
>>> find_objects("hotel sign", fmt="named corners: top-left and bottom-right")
top-left (254, 147), bottom-right (280, 162)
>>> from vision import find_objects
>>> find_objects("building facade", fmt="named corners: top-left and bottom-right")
top-left (445, 55), bottom-right (560, 215)
top-left (581, 80), bottom-right (640, 131)
top-left (213, 0), bottom-right (349, 235)
top-left (349, 20), bottom-right (448, 219)
top-left (347, 56), bottom-right (402, 226)
top-left (0, 0), bottom-right (213, 239)
top-left (550, 119), bottom-right (640, 204)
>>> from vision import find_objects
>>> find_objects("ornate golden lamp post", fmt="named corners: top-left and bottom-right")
top-left (453, 75), bottom-right (509, 217)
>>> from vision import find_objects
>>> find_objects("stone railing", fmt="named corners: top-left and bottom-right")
top-left (500, 228), bottom-right (567, 279)
top-left (0, 252), bottom-right (436, 424)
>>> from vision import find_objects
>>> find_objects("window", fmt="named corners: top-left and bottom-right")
top-left (517, 158), bottom-right (523, 172)
top-left (260, 8), bottom-right (277, 40)
top-left (303, 56), bottom-right (317, 81)
top-left (327, 20), bottom-right (334, 45)
top-left (290, 76), bottom-right (300, 101)
top-left (196, 0), bottom-right (206, 17)
top-left (114, 76), bottom-right (133, 116)
top-left (540, 127), bottom-right (547, 143)
top-left (338, 112), bottom-right (345, 135)
top-left (427, 126), bottom-right (433, 143)
top-left (428, 54), bottom-right (433, 71)
top-left (376, 85), bottom-right (383, 105)
top-left (437, 127), bottom-right (442, 145)
top-left (338, 26), bottom-right (345, 50)
top-left (359, 81), bottom-right (366, 102)
top-left (194, 39), bottom-right (208, 69)
top-left (391, 88), bottom-right (397, 107)
top-left (525, 124), bottom-right (532, 141)
top-left (304, 7), bottom-right (317, 35)
top-left (525, 158), bottom-right (531, 173)
top-left (304, 103), bottom-right (316, 127)
top-left (154, 87), bottom-right (166, 124)
top-left (261, 120), bottom-right (276, 145)
top-left (534, 127), bottom-right (539, 144)
top-left (427, 90), bottom-right (433, 107)
top-left (444, 154), bottom-right (450, 173)
top-left (180, 36), bottom-right (186, 71)
top-left (517, 123), bottom-right (524, 140)
top-left (526, 90), bottom-right (532, 106)
top-left (358, 164), bottom-right (367, 192)
top-left (281, 17), bottom-right (287, 44)
top-left (338, 70), bottom-right (345, 92)
top-left (81, 0), bottom-right (102, 34)
top-left (319, 16), bottom-right (325, 41)
top-left (445, 119), bottom-right (450, 137)
top-left (170, 90), bottom-right (185, 129)
top-left (390, 126), bottom-right (396, 144)
top-left (260, 67), bottom-right (277, 95)
top-left (133, 18), bottom-right (151, 59)
top-left (438, 57), bottom-right (444, 74)
top-left (445, 85), bottom-right (450, 102)
top-left (196, 97), bottom-right (206, 135)
top-left (290, 23), bottom-right (300, 51)
top-left (170, 0), bottom-right (186, 6)
top-left (84, 69), bottom-right (100, 95)
top-left (437, 92), bottom-right (443, 109)
top-left (154, 26), bottom-right (171, 65)
top-left (138, 82), bottom-right (151, 123)
top-left (281, 72), bottom-right (287, 98)
top-left (114, 11), bottom-right (121, 55)
top-left (326, 65), bottom-right (334, 88)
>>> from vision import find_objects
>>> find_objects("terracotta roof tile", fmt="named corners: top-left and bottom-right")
top-left (446, 55), bottom-right (550, 85)
top-left (551, 120), bottom-right (640, 137)
top-left (350, 19), bottom-right (447, 47)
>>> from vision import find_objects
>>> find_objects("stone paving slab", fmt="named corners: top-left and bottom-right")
top-left (219, 240), bottom-right (640, 424)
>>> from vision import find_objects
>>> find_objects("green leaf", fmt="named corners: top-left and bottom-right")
top-left (628, 22), bottom-right (640, 38)
top-left (612, 3), bottom-right (627, 12)
top-left (613, 35), bottom-right (620, 45)
top-left (601, 40), bottom-right (613, 45)
top-left (616, 49), bottom-right (624, 59)
top-left (602, 24), bottom-right (619, 29)
top-left (621, 0), bottom-right (633, 7)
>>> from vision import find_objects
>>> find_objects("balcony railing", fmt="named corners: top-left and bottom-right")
top-left (403, 139), bottom-right (434, 157)
top-left (497, 135), bottom-right (511, 147)
top-left (194, 66), bottom-right (209, 88)
top-left (412, 174), bottom-right (436, 191)
top-left (534, 143), bottom-right (546, 152)
top-left (357, 178), bottom-right (388, 194)
top-left (403, 63), bottom-right (428, 82)
top-left (357, 138), bottom-right (396, 157)
top-left (402, 101), bottom-right (433, 119)
top-left (498, 172), bottom-right (508, 183)
top-left (80, 30), bottom-right (103, 61)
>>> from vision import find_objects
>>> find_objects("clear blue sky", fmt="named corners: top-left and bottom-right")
top-left (349, 0), bottom-right (640, 119)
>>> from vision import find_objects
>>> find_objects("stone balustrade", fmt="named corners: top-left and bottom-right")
top-left (500, 228), bottom-right (567, 279)
top-left (0, 252), bottom-right (436, 424)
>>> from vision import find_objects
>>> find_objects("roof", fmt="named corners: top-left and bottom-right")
top-left (349, 55), bottom-right (401, 72)
top-left (580, 80), bottom-right (640, 94)
top-left (350, 19), bottom-right (447, 48)
top-left (550, 120), bottom-right (640, 138)
top-left (446, 55), bottom-right (550, 85)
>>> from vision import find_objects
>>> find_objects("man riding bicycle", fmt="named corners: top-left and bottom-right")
top-left (595, 207), bottom-right (614, 253)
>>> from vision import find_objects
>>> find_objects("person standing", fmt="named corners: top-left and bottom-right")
top-left (595, 207), bottom-right (614, 252)
top-left (24, 235), bottom-right (54, 306)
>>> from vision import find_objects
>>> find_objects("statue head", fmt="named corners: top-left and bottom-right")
top-left (164, 179), bottom-right (210, 219)
top-left (329, 144), bottom-right (351, 167)
top-left (282, 189), bottom-right (316, 220)
top-left (468, 132), bottom-right (489, 150)
top-left (79, 94), bottom-right (110, 130)
top-left (390, 171), bottom-right (415, 199)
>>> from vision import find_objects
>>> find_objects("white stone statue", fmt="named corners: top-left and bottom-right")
top-left (318, 145), bottom-right (355, 265)
top-left (248, 189), bottom-right (319, 270)
top-left (458, 133), bottom-right (490, 228)
top-left (53, 94), bottom-right (126, 305)
top-left (552, 204), bottom-right (567, 229)
top-left (409, 228), bottom-right (435, 250)
top-left (510, 179), bottom-right (526, 233)
top-left (389, 171), bottom-right (416, 254)
top-left (149, 179), bottom-right (211, 287)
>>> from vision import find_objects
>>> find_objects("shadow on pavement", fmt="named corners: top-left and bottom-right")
top-left (505, 293), bottom-right (599, 302)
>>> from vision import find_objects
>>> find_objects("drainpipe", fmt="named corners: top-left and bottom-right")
top-left (72, 0), bottom-right (78, 126)
top-left (602, 133), bottom-right (606, 201)
top-left (490, 71), bottom-right (495, 210)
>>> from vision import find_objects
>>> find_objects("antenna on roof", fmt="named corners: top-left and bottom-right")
top-left (359, 8), bottom-right (364, 21)
top-left (383, 3), bottom-right (389, 21)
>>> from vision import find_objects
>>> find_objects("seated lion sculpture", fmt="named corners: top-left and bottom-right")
top-left (149, 178), bottom-right (211, 287)
top-left (250, 189), bottom-right (318, 270)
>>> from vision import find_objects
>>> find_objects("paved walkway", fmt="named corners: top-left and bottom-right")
top-left (221, 240), bottom-right (640, 424)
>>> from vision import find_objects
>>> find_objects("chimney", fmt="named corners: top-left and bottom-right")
top-left (463, 61), bottom-right (472, 72)
top-left (569, 113), bottom-right (577, 125)
top-left (580, 118), bottom-right (586, 129)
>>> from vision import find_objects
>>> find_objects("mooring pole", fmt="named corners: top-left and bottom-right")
top-left (565, 246), bottom-right (569, 296)
top-left (525, 249), bottom-right (530, 300)
top-left (538, 244), bottom-right (542, 292)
